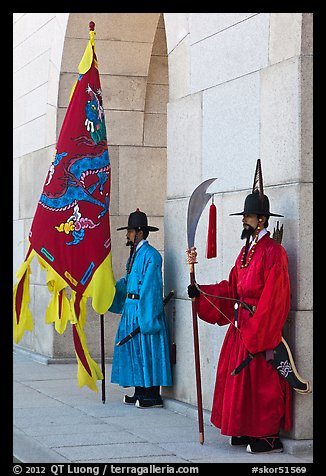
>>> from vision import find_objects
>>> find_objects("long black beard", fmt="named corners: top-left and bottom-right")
top-left (241, 224), bottom-right (257, 264)
top-left (241, 224), bottom-right (255, 240)
top-left (126, 230), bottom-right (140, 248)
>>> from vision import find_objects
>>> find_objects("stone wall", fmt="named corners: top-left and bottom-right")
top-left (163, 12), bottom-right (313, 439)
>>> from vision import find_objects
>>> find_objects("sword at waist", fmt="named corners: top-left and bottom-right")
top-left (230, 337), bottom-right (312, 395)
top-left (116, 290), bottom-right (174, 346)
top-left (233, 301), bottom-right (256, 328)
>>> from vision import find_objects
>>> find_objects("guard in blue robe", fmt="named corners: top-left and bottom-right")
top-left (109, 209), bottom-right (173, 408)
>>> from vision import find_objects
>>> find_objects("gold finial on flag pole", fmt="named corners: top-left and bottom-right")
top-left (88, 21), bottom-right (96, 60)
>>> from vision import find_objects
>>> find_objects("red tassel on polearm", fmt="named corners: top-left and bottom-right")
top-left (206, 200), bottom-right (217, 259)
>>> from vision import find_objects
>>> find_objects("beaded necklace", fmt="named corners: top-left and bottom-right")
top-left (127, 233), bottom-right (143, 274)
top-left (240, 222), bottom-right (262, 269)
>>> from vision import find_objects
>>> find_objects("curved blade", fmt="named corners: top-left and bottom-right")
top-left (187, 178), bottom-right (217, 248)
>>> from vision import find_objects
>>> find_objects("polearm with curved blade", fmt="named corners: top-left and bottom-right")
top-left (187, 178), bottom-right (217, 445)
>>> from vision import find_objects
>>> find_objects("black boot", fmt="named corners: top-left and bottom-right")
top-left (230, 436), bottom-right (252, 446)
top-left (123, 386), bottom-right (146, 405)
top-left (135, 386), bottom-right (163, 408)
top-left (246, 435), bottom-right (283, 454)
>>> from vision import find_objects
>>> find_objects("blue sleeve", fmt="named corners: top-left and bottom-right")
top-left (138, 252), bottom-right (164, 335)
top-left (108, 277), bottom-right (127, 314)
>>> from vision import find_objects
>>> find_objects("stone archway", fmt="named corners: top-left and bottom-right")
top-left (53, 13), bottom-right (168, 359)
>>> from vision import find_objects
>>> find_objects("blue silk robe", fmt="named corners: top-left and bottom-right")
top-left (109, 241), bottom-right (173, 388)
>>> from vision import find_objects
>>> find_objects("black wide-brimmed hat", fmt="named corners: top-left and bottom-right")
top-left (117, 209), bottom-right (159, 231)
top-left (230, 160), bottom-right (283, 217)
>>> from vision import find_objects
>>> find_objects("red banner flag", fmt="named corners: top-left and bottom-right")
top-left (13, 22), bottom-right (115, 392)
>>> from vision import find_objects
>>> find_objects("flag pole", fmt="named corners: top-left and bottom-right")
top-left (89, 20), bottom-right (106, 404)
top-left (100, 314), bottom-right (106, 403)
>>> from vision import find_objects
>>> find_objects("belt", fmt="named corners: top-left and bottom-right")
top-left (234, 301), bottom-right (256, 328)
top-left (126, 293), bottom-right (140, 300)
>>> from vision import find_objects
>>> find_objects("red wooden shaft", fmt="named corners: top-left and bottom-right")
top-left (190, 268), bottom-right (204, 444)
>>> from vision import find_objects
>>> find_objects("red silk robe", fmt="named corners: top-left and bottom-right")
top-left (197, 232), bottom-right (292, 437)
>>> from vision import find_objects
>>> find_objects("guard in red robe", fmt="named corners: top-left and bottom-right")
top-left (187, 163), bottom-right (292, 454)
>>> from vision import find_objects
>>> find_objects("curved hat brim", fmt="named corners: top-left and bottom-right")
top-left (116, 225), bottom-right (159, 231)
top-left (229, 211), bottom-right (284, 217)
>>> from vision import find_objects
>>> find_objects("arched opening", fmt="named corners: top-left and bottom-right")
top-left (53, 13), bottom-right (168, 359)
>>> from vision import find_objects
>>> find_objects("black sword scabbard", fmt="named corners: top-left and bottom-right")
top-left (116, 290), bottom-right (175, 346)
top-left (231, 353), bottom-right (256, 376)
top-left (116, 327), bottom-right (140, 346)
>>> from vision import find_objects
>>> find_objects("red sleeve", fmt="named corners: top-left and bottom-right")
top-left (240, 245), bottom-right (291, 354)
top-left (196, 265), bottom-right (238, 326)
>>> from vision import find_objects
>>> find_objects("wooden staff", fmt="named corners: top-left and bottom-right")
top-left (186, 177), bottom-right (217, 444)
top-left (100, 314), bottom-right (106, 403)
top-left (188, 260), bottom-right (204, 444)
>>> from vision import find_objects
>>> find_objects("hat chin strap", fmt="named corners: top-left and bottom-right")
top-left (130, 229), bottom-right (142, 249)
top-left (252, 219), bottom-right (263, 239)
top-left (127, 230), bottom-right (141, 274)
